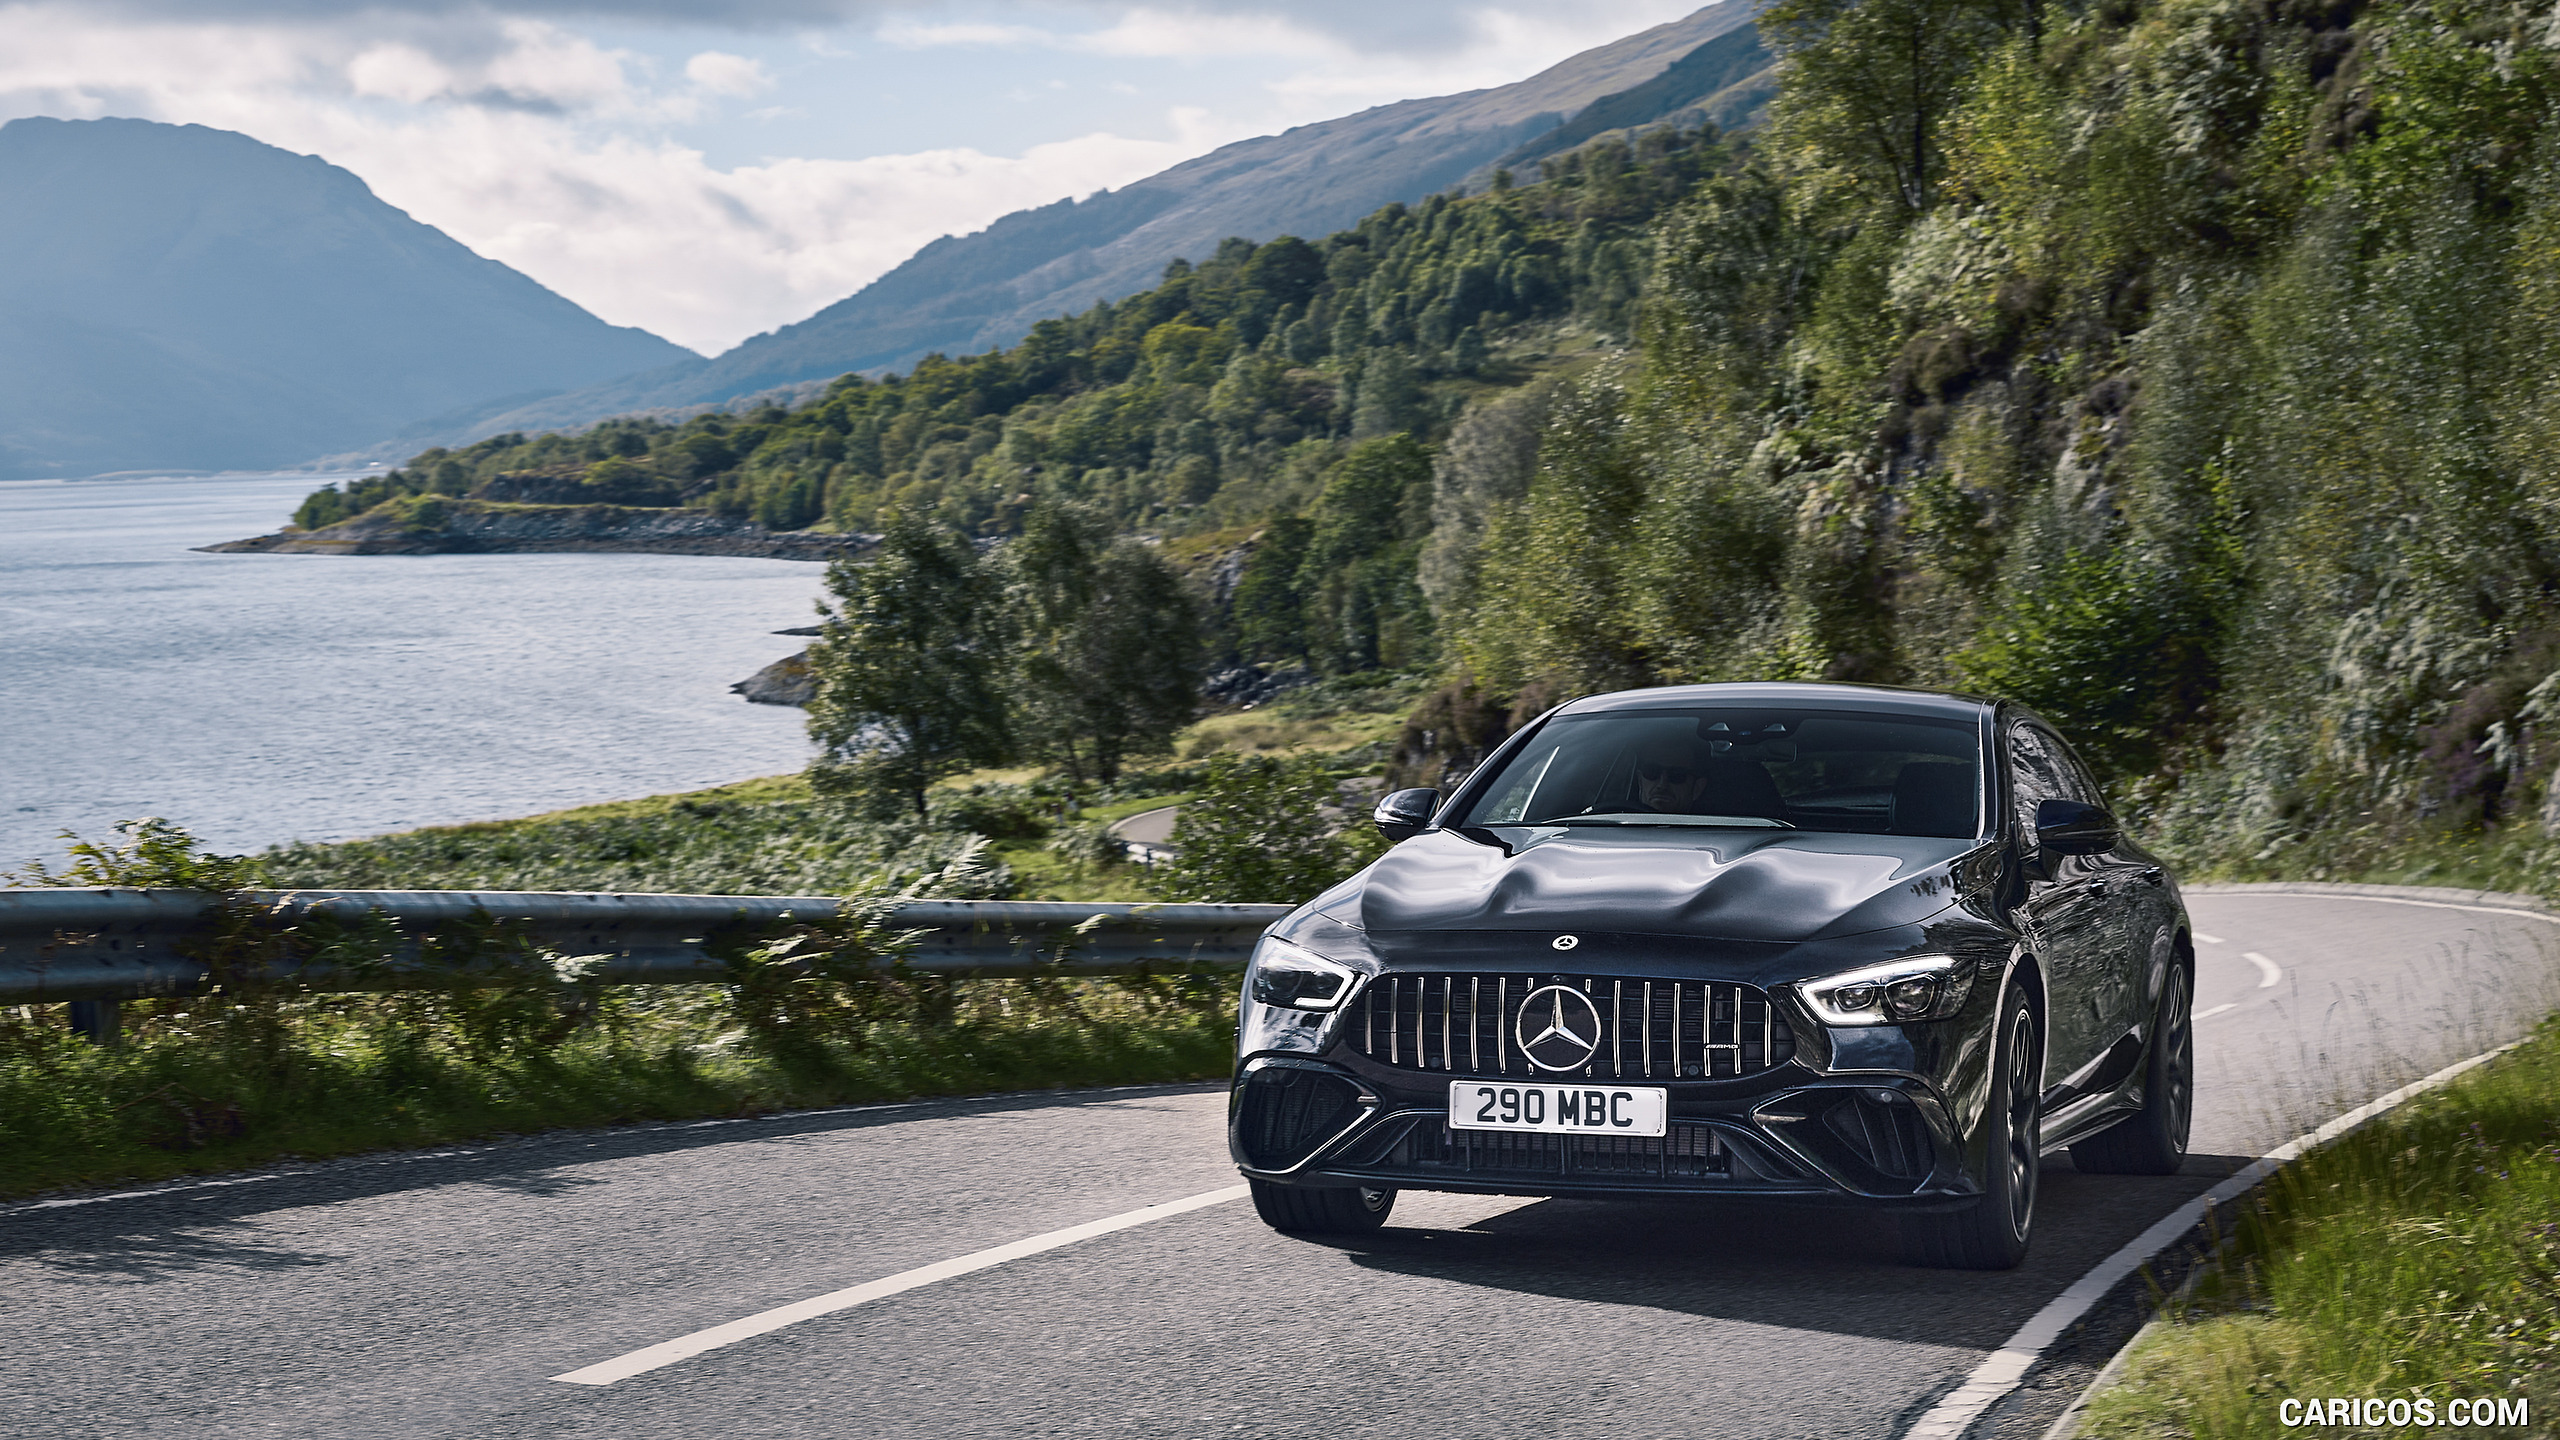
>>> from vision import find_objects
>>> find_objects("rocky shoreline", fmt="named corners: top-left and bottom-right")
top-left (198, 500), bottom-right (875, 562)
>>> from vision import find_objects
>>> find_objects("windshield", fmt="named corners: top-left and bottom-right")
top-left (1454, 707), bottom-right (1983, 838)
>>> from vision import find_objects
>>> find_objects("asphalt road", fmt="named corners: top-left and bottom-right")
top-left (4, 888), bottom-right (2553, 1440)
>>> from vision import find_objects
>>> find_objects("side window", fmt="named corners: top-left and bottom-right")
top-left (2007, 725), bottom-right (2069, 841)
top-left (2044, 731), bottom-right (2107, 810)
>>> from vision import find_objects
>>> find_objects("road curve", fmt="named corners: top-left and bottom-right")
top-left (3, 888), bottom-right (2552, 1440)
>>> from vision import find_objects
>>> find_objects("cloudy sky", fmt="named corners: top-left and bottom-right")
top-left (0, 1), bottom-right (1707, 354)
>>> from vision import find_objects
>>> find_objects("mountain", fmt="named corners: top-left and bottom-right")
top-left (0, 117), bottom-right (692, 480)
top-left (433, 2), bottom-right (1764, 445)
top-left (1491, 20), bottom-right (1774, 175)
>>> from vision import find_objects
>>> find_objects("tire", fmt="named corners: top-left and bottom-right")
top-left (2070, 964), bottom-right (2194, 1176)
top-left (1248, 1178), bottom-right (1396, 1234)
top-left (1900, 990), bottom-right (2039, 1270)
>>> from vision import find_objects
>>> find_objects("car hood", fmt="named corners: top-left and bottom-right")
top-left (1347, 826), bottom-right (1978, 943)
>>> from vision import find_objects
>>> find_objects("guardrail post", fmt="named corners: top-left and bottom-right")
top-left (66, 999), bottom-right (121, 1048)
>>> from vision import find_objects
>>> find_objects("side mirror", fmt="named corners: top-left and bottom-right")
top-left (1372, 787), bottom-right (1441, 843)
top-left (2033, 798), bottom-right (2119, 856)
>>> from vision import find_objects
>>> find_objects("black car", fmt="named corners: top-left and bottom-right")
top-left (1228, 681), bottom-right (2192, 1269)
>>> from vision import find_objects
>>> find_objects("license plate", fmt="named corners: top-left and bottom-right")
top-left (1447, 1081), bottom-right (1667, 1137)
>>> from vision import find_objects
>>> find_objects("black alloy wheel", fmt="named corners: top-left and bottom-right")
top-left (2070, 963), bottom-right (2194, 1175)
top-left (1900, 990), bottom-right (2039, 1270)
top-left (1248, 1179), bottom-right (1397, 1235)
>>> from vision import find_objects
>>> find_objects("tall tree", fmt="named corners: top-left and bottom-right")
top-left (1299, 434), bottom-right (1437, 672)
top-left (805, 512), bottom-right (1013, 816)
top-left (1762, 0), bottom-right (2023, 215)
top-left (1007, 502), bottom-right (1204, 783)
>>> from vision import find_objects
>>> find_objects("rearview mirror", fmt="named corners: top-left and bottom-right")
top-left (1372, 788), bottom-right (1441, 843)
top-left (2033, 798), bottom-right (2119, 856)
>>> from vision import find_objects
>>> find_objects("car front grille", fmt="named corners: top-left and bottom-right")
top-left (1350, 972), bottom-right (1794, 1080)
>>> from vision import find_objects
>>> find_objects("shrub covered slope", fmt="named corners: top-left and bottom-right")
top-left (295, 0), bottom-right (2560, 878)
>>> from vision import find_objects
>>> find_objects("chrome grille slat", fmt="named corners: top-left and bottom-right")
top-left (1641, 981), bottom-right (1653, 1077)
top-left (1672, 981), bottom-right (1684, 1078)
top-left (1357, 971), bottom-right (1793, 1080)
top-left (1413, 974), bottom-right (1425, 1069)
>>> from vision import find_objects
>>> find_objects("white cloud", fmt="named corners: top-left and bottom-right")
top-left (683, 49), bottom-right (771, 96)
top-left (0, 1), bottom-right (1714, 356)
top-left (877, 20), bottom-right (1057, 48)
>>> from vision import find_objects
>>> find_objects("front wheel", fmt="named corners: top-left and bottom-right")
top-left (1900, 989), bottom-right (2039, 1270)
top-left (2070, 964), bottom-right (2193, 1175)
top-left (1248, 1178), bottom-right (1395, 1235)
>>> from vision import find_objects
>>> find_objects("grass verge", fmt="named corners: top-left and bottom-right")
top-left (0, 982), bottom-right (1231, 1201)
top-left (2081, 1016), bottom-right (2560, 1438)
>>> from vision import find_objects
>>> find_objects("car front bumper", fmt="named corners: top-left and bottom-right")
top-left (1230, 1051), bottom-right (1985, 1207)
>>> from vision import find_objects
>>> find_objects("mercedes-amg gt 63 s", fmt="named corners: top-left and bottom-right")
top-left (1229, 681), bottom-right (2193, 1269)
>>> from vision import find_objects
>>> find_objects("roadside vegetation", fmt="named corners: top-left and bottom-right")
top-left (2082, 1018), bottom-right (2560, 1439)
top-left (0, 686), bottom-right (1405, 1200)
top-left (0, 815), bottom-right (1232, 1200)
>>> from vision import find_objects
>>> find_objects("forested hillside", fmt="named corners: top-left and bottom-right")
top-left (293, 127), bottom-right (1727, 678)
top-left (1441, 0), bottom-right (2560, 876)
top-left (297, 0), bottom-right (2560, 878)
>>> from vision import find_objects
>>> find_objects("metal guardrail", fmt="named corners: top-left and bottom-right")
top-left (0, 888), bottom-right (1291, 1007)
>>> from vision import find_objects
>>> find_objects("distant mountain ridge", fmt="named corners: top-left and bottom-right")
top-left (432, 2), bottom-right (1764, 447)
top-left (0, 117), bottom-right (691, 481)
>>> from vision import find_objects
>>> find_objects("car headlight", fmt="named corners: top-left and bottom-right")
top-left (1246, 935), bottom-right (1360, 1012)
top-left (1795, 954), bottom-right (1973, 1025)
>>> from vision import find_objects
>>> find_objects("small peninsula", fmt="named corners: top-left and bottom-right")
top-left (202, 496), bottom-right (875, 562)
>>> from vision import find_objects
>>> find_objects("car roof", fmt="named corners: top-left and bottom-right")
top-left (1553, 681), bottom-right (1995, 724)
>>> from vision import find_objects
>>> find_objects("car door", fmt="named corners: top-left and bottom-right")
top-left (2044, 732), bottom-right (2143, 1052)
top-left (2005, 722), bottom-right (2113, 1082)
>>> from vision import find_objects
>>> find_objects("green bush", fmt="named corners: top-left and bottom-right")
top-left (1156, 754), bottom-right (1384, 905)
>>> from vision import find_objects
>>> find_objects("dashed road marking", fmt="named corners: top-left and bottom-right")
top-left (2243, 951), bottom-right (2282, 988)
top-left (551, 1184), bottom-right (1250, 1386)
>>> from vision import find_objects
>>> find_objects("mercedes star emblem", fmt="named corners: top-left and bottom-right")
top-left (1551, 934), bottom-right (1580, 951)
top-left (1515, 984), bottom-right (1604, 1072)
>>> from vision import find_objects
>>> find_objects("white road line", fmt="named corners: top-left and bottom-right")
top-left (1901, 1041), bottom-right (2520, 1440)
top-left (2195, 888), bottom-right (2560, 926)
top-left (551, 1184), bottom-right (1251, 1386)
top-left (2243, 951), bottom-right (2282, 988)
top-left (2194, 1003), bottom-right (2238, 1021)
top-left (2193, 932), bottom-right (2226, 945)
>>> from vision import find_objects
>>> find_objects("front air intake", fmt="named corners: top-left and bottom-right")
top-left (1233, 1066), bottom-right (1364, 1170)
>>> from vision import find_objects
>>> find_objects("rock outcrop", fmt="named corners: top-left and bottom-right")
top-left (732, 650), bottom-right (816, 706)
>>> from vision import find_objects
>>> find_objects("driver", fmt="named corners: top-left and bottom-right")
top-left (1631, 739), bottom-right (1712, 814)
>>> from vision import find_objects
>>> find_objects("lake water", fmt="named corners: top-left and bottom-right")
top-left (0, 473), bottom-right (827, 869)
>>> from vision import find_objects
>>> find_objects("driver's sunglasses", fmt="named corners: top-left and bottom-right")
top-left (1637, 763), bottom-right (1698, 783)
